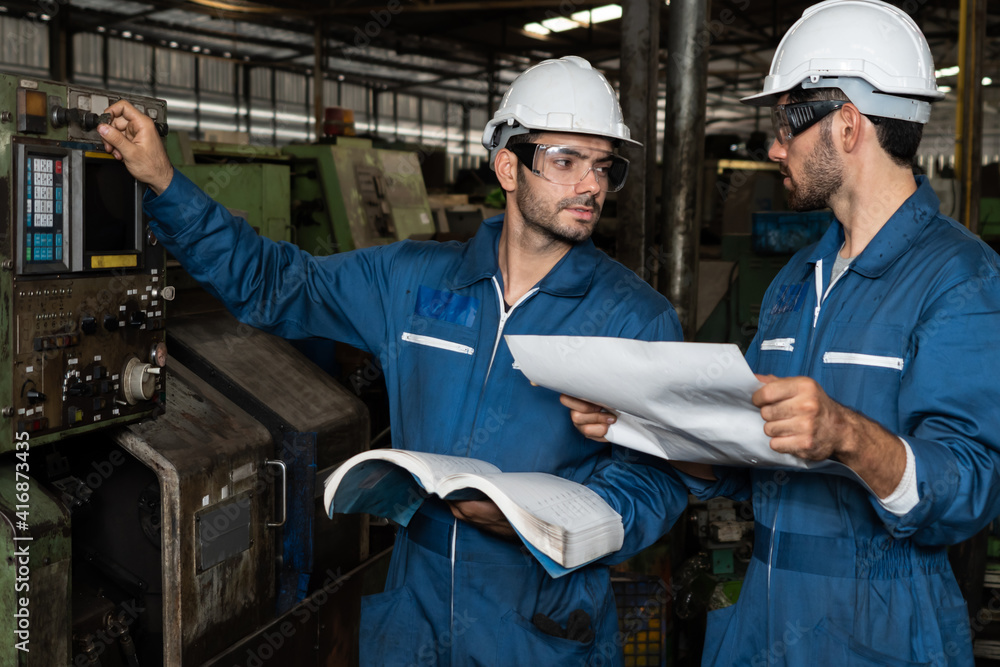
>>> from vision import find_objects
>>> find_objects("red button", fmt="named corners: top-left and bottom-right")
top-left (55, 161), bottom-right (62, 174)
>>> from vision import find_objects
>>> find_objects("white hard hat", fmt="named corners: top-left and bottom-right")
top-left (742, 0), bottom-right (945, 123)
top-left (482, 56), bottom-right (639, 167)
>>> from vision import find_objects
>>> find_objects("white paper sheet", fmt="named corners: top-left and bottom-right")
top-left (506, 335), bottom-right (851, 475)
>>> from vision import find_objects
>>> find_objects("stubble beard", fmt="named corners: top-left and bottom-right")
top-left (786, 123), bottom-right (844, 212)
top-left (514, 169), bottom-right (602, 246)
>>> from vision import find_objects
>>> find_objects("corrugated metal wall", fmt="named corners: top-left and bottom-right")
top-left (0, 16), bottom-right (49, 76)
top-left (0, 22), bottom-right (491, 177)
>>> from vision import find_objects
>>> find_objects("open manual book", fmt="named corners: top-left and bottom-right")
top-left (323, 449), bottom-right (624, 578)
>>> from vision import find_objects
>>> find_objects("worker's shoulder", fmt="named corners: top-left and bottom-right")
top-left (917, 212), bottom-right (1000, 282)
top-left (589, 249), bottom-right (676, 312)
top-left (374, 237), bottom-right (469, 264)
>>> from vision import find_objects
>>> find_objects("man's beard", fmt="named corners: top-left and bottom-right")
top-left (785, 123), bottom-right (844, 212)
top-left (515, 170), bottom-right (602, 245)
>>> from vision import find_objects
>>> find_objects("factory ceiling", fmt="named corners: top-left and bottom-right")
top-left (0, 0), bottom-right (995, 141)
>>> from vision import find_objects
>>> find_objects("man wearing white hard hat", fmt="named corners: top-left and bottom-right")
top-left (568, 0), bottom-right (1000, 664)
top-left (684, 0), bottom-right (1000, 664)
top-left (98, 56), bottom-right (688, 665)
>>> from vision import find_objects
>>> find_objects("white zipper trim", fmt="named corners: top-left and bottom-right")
top-left (487, 277), bottom-right (538, 374)
top-left (449, 517), bottom-right (457, 657)
top-left (822, 351), bottom-right (904, 370)
top-left (760, 338), bottom-right (795, 352)
top-left (812, 259), bottom-right (823, 328)
top-left (401, 332), bottom-right (475, 355)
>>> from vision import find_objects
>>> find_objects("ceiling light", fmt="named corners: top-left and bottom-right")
top-left (169, 41), bottom-right (179, 48)
top-left (122, 31), bottom-right (132, 38)
top-left (192, 45), bottom-right (202, 52)
top-left (40, 14), bottom-right (50, 20)
top-left (97, 26), bottom-right (105, 32)
top-left (984, 77), bottom-right (993, 86)
top-left (523, 22), bottom-right (549, 36)
top-left (938, 85), bottom-right (952, 93)
top-left (541, 17), bottom-right (582, 32)
top-left (936, 65), bottom-right (960, 78)
top-left (571, 4), bottom-right (622, 25)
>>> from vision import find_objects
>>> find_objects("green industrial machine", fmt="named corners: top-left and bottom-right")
top-left (164, 133), bottom-right (436, 257)
top-left (164, 134), bottom-right (293, 244)
top-left (0, 71), bottom-right (168, 665)
top-left (1, 75), bottom-right (376, 666)
top-left (0, 74), bottom-right (168, 451)
top-left (284, 138), bottom-right (435, 254)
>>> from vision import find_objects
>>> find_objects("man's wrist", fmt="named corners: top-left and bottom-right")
top-left (149, 166), bottom-right (174, 196)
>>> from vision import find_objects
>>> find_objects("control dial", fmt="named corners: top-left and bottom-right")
top-left (122, 357), bottom-right (159, 405)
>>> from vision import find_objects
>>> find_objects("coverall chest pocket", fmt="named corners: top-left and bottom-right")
top-left (755, 321), bottom-right (800, 378)
top-left (398, 314), bottom-right (479, 388)
top-left (817, 321), bottom-right (906, 425)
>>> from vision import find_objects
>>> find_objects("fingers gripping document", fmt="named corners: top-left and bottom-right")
top-left (506, 335), bottom-right (852, 475)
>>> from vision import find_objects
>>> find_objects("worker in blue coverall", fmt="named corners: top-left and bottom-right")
top-left (98, 56), bottom-right (689, 666)
top-left (565, 1), bottom-right (1000, 665)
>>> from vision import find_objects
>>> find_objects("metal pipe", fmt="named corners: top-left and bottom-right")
top-left (314, 21), bottom-right (325, 139)
top-left (660, 0), bottom-right (709, 340)
top-left (956, 0), bottom-right (985, 233)
top-left (617, 0), bottom-right (658, 277)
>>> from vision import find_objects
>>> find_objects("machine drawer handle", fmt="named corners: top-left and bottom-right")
top-left (265, 459), bottom-right (287, 528)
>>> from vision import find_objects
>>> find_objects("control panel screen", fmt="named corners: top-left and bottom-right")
top-left (84, 156), bottom-right (137, 253)
top-left (24, 153), bottom-right (65, 264)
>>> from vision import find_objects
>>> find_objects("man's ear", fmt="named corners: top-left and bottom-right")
top-left (839, 102), bottom-right (864, 153)
top-left (495, 149), bottom-right (518, 192)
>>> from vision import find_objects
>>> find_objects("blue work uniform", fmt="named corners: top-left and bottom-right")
top-left (688, 177), bottom-right (1000, 666)
top-left (144, 172), bottom-right (689, 666)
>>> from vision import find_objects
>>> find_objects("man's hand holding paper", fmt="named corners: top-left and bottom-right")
top-left (507, 335), bottom-right (865, 481)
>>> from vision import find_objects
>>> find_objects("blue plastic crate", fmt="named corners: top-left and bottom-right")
top-left (751, 210), bottom-right (835, 255)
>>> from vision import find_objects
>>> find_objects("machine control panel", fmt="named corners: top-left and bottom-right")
top-left (1, 73), bottom-right (169, 450)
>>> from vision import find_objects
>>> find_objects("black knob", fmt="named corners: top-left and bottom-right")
top-left (82, 112), bottom-right (100, 131)
top-left (26, 389), bottom-right (47, 404)
top-left (81, 315), bottom-right (97, 335)
top-left (129, 311), bottom-right (147, 328)
top-left (103, 314), bottom-right (119, 332)
top-left (51, 106), bottom-right (68, 128)
top-left (67, 381), bottom-right (91, 397)
top-left (154, 122), bottom-right (168, 137)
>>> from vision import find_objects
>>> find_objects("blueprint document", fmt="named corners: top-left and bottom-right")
top-left (506, 335), bottom-right (849, 474)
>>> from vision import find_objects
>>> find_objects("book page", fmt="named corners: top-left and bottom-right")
top-left (436, 472), bottom-right (624, 569)
top-left (323, 449), bottom-right (503, 523)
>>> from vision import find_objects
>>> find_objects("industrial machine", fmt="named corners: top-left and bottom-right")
top-left (0, 73), bottom-right (169, 449)
top-left (0, 75), bottom-right (376, 666)
top-left (163, 132), bottom-right (437, 256)
top-left (284, 138), bottom-right (436, 253)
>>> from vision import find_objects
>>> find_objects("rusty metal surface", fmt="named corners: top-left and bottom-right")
top-left (661, 0), bottom-right (709, 339)
top-left (0, 475), bottom-right (72, 667)
top-left (617, 0), bottom-right (658, 278)
top-left (166, 310), bottom-right (369, 469)
top-left (116, 358), bottom-right (274, 665)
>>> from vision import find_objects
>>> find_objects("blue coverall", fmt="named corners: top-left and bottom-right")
top-left (144, 172), bottom-right (689, 666)
top-left (690, 177), bottom-right (1000, 666)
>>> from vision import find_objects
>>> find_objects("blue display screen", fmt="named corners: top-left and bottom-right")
top-left (24, 154), bottom-right (64, 264)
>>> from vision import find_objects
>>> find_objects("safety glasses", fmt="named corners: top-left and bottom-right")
top-left (771, 100), bottom-right (849, 144)
top-left (506, 143), bottom-right (630, 192)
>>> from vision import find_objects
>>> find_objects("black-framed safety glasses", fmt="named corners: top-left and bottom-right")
top-left (506, 143), bottom-right (630, 192)
top-left (771, 100), bottom-right (849, 144)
